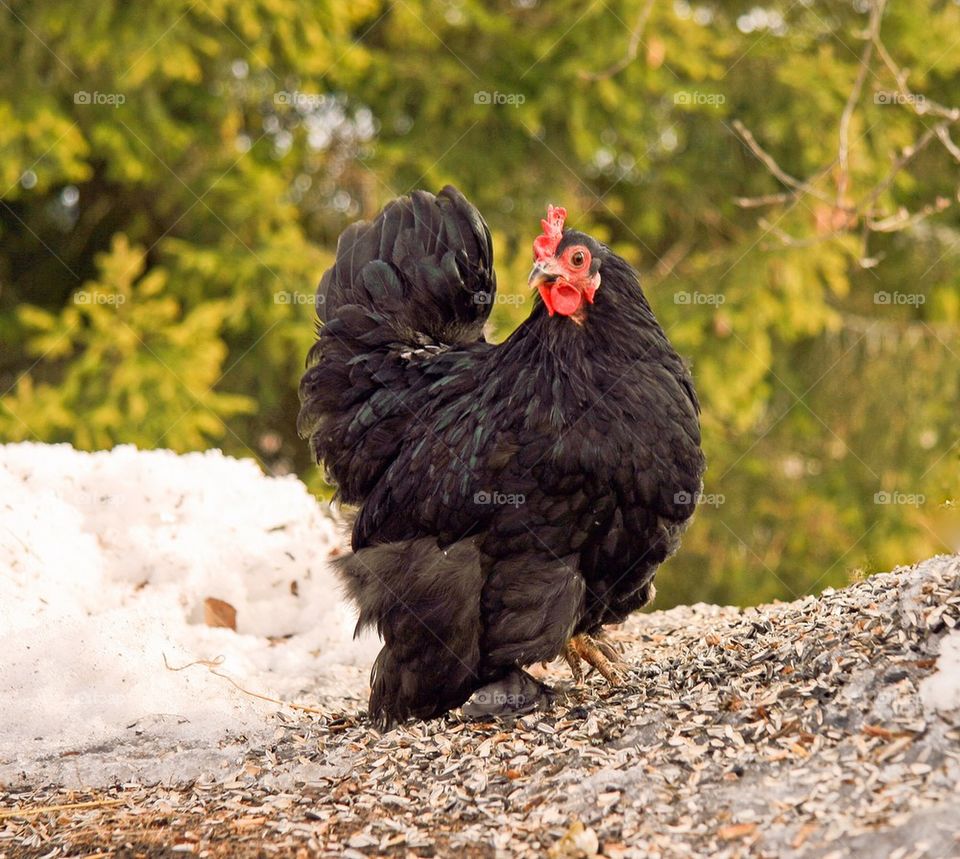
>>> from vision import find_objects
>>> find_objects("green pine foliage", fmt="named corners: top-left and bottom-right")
top-left (3, 235), bottom-right (254, 450)
top-left (1, 0), bottom-right (957, 607)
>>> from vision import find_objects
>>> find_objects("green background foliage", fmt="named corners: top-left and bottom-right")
top-left (2, 0), bottom-right (958, 608)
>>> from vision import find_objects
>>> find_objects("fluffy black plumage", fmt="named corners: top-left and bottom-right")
top-left (298, 186), bottom-right (705, 727)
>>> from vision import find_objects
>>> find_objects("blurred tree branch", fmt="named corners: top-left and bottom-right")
top-left (579, 0), bottom-right (656, 82)
top-left (733, 0), bottom-right (960, 260)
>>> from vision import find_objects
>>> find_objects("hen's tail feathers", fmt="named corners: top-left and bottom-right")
top-left (333, 536), bottom-right (484, 728)
top-left (317, 185), bottom-right (496, 340)
top-left (298, 186), bottom-right (496, 502)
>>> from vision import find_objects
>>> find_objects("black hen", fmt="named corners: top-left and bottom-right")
top-left (298, 186), bottom-right (705, 727)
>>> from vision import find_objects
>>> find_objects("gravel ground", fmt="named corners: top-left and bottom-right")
top-left (2, 554), bottom-right (959, 858)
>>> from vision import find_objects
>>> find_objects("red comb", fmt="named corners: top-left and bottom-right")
top-left (533, 204), bottom-right (567, 261)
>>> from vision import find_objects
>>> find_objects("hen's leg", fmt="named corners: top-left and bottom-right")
top-left (564, 632), bottom-right (628, 685)
top-left (465, 550), bottom-right (585, 717)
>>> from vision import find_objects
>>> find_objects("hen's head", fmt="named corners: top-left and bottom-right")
top-left (528, 205), bottom-right (604, 320)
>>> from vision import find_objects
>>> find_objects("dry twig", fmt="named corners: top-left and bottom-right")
top-left (0, 798), bottom-right (125, 820)
top-left (163, 654), bottom-right (325, 715)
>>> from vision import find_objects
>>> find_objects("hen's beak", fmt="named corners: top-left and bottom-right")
top-left (528, 259), bottom-right (563, 288)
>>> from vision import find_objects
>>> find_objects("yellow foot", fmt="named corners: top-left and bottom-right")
top-left (563, 632), bottom-right (628, 686)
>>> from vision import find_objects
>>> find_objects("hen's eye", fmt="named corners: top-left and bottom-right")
top-left (571, 250), bottom-right (585, 267)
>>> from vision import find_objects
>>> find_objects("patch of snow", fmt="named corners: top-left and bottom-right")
top-left (0, 443), bottom-right (377, 786)
top-left (921, 631), bottom-right (960, 714)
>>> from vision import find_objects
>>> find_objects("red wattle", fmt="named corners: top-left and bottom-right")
top-left (538, 281), bottom-right (583, 317)
top-left (550, 283), bottom-right (583, 315)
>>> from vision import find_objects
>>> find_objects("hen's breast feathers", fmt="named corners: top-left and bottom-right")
top-left (350, 324), bottom-right (704, 557)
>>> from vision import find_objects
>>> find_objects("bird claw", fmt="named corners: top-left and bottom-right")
top-left (563, 646), bottom-right (585, 686)
top-left (563, 632), bottom-right (628, 686)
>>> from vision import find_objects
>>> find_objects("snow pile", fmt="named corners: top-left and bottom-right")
top-left (0, 443), bottom-right (377, 785)
top-left (921, 631), bottom-right (960, 713)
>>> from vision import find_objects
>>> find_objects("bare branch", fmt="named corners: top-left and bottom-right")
top-left (734, 0), bottom-right (960, 251)
top-left (868, 0), bottom-right (960, 122)
top-left (732, 120), bottom-right (839, 206)
top-left (866, 197), bottom-right (951, 233)
top-left (580, 0), bottom-right (656, 82)
top-left (734, 192), bottom-right (793, 208)
top-left (757, 219), bottom-right (831, 249)
top-left (837, 0), bottom-right (881, 202)
top-left (648, 237), bottom-right (692, 284)
top-left (862, 125), bottom-right (941, 215)
top-left (935, 125), bottom-right (960, 163)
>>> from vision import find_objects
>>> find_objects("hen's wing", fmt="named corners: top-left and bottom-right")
top-left (298, 186), bottom-right (497, 505)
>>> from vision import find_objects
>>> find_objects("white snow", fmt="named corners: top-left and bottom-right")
top-left (0, 443), bottom-right (377, 786)
top-left (921, 631), bottom-right (960, 714)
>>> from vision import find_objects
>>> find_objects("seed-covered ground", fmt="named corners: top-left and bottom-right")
top-left (3, 555), bottom-right (959, 859)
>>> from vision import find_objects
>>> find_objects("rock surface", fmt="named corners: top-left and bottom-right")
top-left (2, 554), bottom-right (959, 858)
